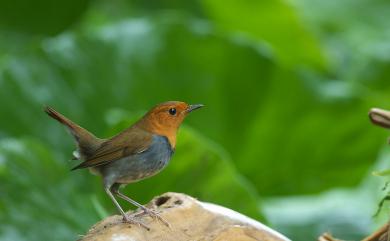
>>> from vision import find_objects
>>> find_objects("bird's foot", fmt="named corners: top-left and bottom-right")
top-left (122, 215), bottom-right (150, 231)
top-left (135, 207), bottom-right (170, 228)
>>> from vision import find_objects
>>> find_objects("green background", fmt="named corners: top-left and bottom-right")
top-left (1, 0), bottom-right (390, 240)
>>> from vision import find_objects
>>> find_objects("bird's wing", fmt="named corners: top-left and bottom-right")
top-left (71, 128), bottom-right (153, 170)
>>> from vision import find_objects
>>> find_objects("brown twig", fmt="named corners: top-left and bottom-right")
top-left (362, 223), bottom-right (389, 241)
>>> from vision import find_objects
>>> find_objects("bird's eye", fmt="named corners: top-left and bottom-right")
top-left (168, 108), bottom-right (177, 116)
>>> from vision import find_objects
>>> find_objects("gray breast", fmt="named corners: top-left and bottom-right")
top-left (137, 135), bottom-right (174, 173)
top-left (101, 135), bottom-right (174, 186)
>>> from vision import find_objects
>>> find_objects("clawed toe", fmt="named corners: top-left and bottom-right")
top-left (140, 208), bottom-right (170, 228)
top-left (133, 208), bottom-right (170, 227)
top-left (122, 216), bottom-right (150, 231)
top-left (111, 191), bottom-right (171, 229)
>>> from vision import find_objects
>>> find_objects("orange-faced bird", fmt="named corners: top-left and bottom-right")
top-left (45, 101), bottom-right (203, 229)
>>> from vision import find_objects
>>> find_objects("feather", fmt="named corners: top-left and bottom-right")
top-left (71, 128), bottom-right (153, 170)
top-left (44, 106), bottom-right (104, 159)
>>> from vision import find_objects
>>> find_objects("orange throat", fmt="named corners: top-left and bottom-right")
top-left (136, 120), bottom-right (177, 149)
top-left (163, 132), bottom-right (176, 149)
top-left (151, 128), bottom-right (177, 149)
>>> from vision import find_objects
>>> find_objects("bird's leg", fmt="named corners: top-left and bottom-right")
top-left (116, 192), bottom-right (170, 228)
top-left (111, 184), bottom-right (170, 227)
top-left (104, 186), bottom-right (150, 230)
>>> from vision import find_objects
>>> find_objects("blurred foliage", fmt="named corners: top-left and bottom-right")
top-left (1, 0), bottom-right (390, 240)
top-left (0, 0), bottom-right (90, 34)
top-left (202, 0), bottom-right (326, 67)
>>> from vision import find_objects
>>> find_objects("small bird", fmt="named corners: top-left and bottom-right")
top-left (44, 101), bottom-right (203, 229)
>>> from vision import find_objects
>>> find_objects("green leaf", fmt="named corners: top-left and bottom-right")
top-left (372, 169), bottom-right (390, 176)
top-left (201, 0), bottom-right (326, 68)
top-left (0, 138), bottom-right (101, 241)
top-left (0, 14), bottom-right (387, 197)
top-left (0, 0), bottom-right (90, 35)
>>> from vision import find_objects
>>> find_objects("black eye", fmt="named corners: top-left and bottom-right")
top-left (168, 108), bottom-right (177, 116)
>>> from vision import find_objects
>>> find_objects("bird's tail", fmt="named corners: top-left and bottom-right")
top-left (44, 106), bottom-right (104, 160)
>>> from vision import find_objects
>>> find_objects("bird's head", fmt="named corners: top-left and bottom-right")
top-left (136, 101), bottom-right (204, 147)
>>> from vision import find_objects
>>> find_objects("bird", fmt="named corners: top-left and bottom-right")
top-left (44, 101), bottom-right (203, 229)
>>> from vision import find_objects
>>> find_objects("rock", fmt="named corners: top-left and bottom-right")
top-left (80, 192), bottom-right (290, 241)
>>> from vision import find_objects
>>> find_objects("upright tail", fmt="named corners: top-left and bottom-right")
top-left (44, 106), bottom-right (104, 160)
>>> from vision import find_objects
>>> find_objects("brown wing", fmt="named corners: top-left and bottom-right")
top-left (71, 128), bottom-right (153, 170)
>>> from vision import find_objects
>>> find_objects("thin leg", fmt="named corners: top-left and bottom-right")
top-left (104, 186), bottom-right (150, 230)
top-left (111, 184), bottom-right (170, 227)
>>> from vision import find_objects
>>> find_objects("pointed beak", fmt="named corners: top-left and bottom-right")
top-left (369, 108), bottom-right (390, 129)
top-left (186, 104), bottom-right (204, 113)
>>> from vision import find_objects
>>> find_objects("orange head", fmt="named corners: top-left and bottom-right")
top-left (136, 101), bottom-right (203, 148)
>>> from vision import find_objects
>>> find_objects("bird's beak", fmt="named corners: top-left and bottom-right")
top-left (369, 108), bottom-right (390, 129)
top-left (186, 104), bottom-right (204, 113)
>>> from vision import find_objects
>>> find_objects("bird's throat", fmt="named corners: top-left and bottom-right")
top-left (136, 120), bottom-right (177, 149)
top-left (152, 128), bottom-right (176, 149)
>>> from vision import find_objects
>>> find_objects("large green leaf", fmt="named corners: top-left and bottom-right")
top-left (291, 0), bottom-right (390, 81)
top-left (0, 138), bottom-right (100, 241)
top-left (201, 0), bottom-right (326, 68)
top-left (0, 0), bottom-right (90, 35)
top-left (0, 14), bottom-right (388, 198)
